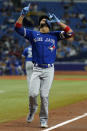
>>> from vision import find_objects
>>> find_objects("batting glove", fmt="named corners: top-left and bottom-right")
top-left (46, 20), bottom-right (51, 28)
top-left (49, 13), bottom-right (61, 24)
top-left (21, 3), bottom-right (30, 16)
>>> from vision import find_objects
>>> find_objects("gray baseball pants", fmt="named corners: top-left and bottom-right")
top-left (29, 65), bottom-right (54, 123)
top-left (26, 61), bottom-right (33, 91)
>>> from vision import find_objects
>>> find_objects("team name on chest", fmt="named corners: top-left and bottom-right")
top-left (33, 37), bottom-right (55, 44)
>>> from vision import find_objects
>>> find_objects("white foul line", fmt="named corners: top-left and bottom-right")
top-left (42, 113), bottom-right (87, 131)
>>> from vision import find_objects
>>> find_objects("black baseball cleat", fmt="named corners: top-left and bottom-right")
top-left (26, 108), bottom-right (37, 123)
top-left (27, 113), bottom-right (35, 122)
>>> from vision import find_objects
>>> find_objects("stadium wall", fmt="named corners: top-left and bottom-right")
top-left (28, 0), bottom-right (87, 2)
top-left (54, 62), bottom-right (87, 71)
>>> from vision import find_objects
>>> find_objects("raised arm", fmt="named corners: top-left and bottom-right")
top-left (15, 4), bottom-right (32, 40)
top-left (15, 15), bottom-right (25, 36)
top-left (58, 21), bottom-right (74, 41)
top-left (15, 3), bottom-right (30, 26)
top-left (49, 14), bottom-right (74, 41)
top-left (16, 15), bottom-right (24, 25)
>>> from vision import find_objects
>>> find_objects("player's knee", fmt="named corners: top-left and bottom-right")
top-left (29, 88), bottom-right (39, 97)
top-left (29, 92), bottom-right (38, 97)
top-left (40, 96), bottom-right (48, 105)
top-left (40, 92), bottom-right (49, 98)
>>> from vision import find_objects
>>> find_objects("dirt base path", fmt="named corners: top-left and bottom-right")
top-left (0, 100), bottom-right (87, 131)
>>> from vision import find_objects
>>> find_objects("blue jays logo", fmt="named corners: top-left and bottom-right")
top-left (48, 44), bottom-right (56, 52)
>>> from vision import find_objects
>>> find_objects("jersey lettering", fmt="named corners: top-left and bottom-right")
top-left (34, 37), bottom-right (43, 42)
top-left (45, 38), bottom-right (55, 44)
top-left (33, 37), bottom-right (55, 45)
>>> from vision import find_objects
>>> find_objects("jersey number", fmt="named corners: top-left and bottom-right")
top-left (28, 49), bottom-right (32, 58)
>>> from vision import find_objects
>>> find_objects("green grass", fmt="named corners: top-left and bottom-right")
top-left (49, 80), bottom-right (87, 109)
top-left (0, 80), bottom-right (28, 123)
top-left (0, 76), bottom-right (87, 123)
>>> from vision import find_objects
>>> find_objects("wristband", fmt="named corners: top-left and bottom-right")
top-left (64, 26), bottom-right (70, 32)
top-left (15, 22), bottom-right (22, 28)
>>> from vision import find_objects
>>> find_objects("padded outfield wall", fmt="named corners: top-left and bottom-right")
top-left (54, 62), bottom-right (87, 71)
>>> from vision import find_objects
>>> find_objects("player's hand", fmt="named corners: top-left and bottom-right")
top-left (46, 19), bottom-right (51, 28)
top-left (21, 3), bottom-right (30, 16)
top-left (48, 13), bottom-right (61, 24)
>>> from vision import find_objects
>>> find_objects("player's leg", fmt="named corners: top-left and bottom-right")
top-left (28, 61), bottom-right (33, 81)
top-left (39, 66), bottom-right (54, 127)
top-left (27, 67), bottom-right (41, 122)
top-left (26, 61), bottom-right (33, 90)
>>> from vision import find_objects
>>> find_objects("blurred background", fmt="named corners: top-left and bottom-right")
top-left (0, 0), bottom-right (87, 75)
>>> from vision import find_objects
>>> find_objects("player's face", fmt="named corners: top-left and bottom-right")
top-left (40, 18), bottom-right (50, 33)
top-left (40, 18), bottom-right (47, 25)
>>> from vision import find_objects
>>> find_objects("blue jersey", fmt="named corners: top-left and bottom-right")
top-left (15, 27), bottom-right (72, 64)
top-left (22, 46), bottom-right (32, 62)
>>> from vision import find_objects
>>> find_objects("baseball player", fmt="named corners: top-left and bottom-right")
top-left (22, 45), bottom-right (33, 91)
top-left (15, 4), bottom-right (74, 128)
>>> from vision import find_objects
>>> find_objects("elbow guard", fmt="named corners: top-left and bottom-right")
top-left (64, 32), bottom-right (74, 38)
top-left (60, 31), bottom-right (74, 39)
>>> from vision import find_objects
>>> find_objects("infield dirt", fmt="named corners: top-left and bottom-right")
top-left (0, 99), bottom-right (87, 131)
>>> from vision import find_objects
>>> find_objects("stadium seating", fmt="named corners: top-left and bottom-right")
top-left (0, 0), bottom-right (87, 75)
